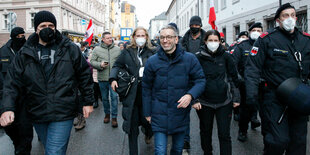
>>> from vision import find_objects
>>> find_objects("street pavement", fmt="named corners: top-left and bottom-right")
top-left (0, 103), bottom-right (309, 155)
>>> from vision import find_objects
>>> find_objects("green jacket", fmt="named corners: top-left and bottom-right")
top-left (90, 42), bottom-right (121, 81)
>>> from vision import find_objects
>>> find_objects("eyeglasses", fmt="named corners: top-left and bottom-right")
top-left (159, 35), bottom-right (176, 40)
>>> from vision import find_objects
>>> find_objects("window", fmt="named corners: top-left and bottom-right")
top-left (201, 0), bottom-right (204, 18)
top-left (296, 11), bottom-right (307, 32)
top-left (3, 14), bottom-right (8, 30)
top-left (222, 27), bottom-right (226, 41)
top-left (214, 0), bottom-right (218, 12)
top-left (234, 25), bottom-right (240, 40)
top-left (221, 0), bottom-right (227, 10)
top-left (266, 19), bottom-right (276, 31)
top-left (30, 13), bottom-right (36, 29)
top-left (247, 22), bottom-right (254, 30)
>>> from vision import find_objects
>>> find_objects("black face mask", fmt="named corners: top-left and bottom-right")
top-left (39, 28), bottom-right (55, 43)
top-left (12, 36), bottom-right (26, 51)
top-left (190, 27), bottom-right (200, 35)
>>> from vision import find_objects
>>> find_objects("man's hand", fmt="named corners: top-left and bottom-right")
top-left (83, 106), bottom-right (93, 118)
top-left (145, 117), bottom-right (151, 124)
top-left (177, 94), bottom-right (192, 108)
top-left (192, 102), bottom-right (202, 110)
top-left (111, 81), bottom-right (118, 92)
top-left (100, 61), bottom-right (109, 68)
top-left (0, 111), bottom-right (15, 127)
top-left (233, 102), bottom-right (240, 108)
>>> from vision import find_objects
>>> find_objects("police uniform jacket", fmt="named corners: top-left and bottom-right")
top-left (245, 27), bottom-right (310, 105)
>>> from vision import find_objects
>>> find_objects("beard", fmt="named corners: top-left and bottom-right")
top-left (162, 43), bottom-right (175, 54)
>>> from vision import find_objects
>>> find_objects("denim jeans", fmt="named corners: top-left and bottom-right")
top-left (154, 131), bottom-right (185, 155)
top-left (33, 120), bottom-right (73, 155)
top-left (99, 81), bottom-right (118, 118)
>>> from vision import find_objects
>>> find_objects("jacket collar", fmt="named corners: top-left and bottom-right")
top-left (158, 44), bottom-right (184, 63)
top-left (100, 42), bottom-right (115, 50)
top-left (22, 30), bottom-right (70, 61)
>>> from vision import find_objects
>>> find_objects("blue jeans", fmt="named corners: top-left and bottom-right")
top-left (154, 131), bottom-right (185, 155)
top-left (99, 81), bottom-right (118, 118)
top-left (33, 120), bottom-right (73, 155)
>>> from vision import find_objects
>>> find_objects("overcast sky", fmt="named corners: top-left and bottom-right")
top-left (122, 0), bottom-right (172, 28)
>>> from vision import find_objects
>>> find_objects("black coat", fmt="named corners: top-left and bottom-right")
top-left (0, 31), bottom-right (94, 123)
top-left (0, 40), bottom-right (15, 102)
top-left (109, 46), bottom-right (155, 133)
top-left (181, 29), bottom-right (207, 52)
top-left (232, 39), bottom-right (255, 77)
top-left (196, 45), bottom-right (240, 104)
top-left (245, 27), bottom-right (310, 105)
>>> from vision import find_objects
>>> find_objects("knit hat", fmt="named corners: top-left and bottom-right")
top-left (189, 16), bottom-right (202, 26)
top-left (274, 3), bottom-right (295, 20)
top-left (34, 10), bottom-right (57, 31)
top-left (249, 22), bottom-right (263, 31)
top-left (10, 27), bottom-right (25, 39)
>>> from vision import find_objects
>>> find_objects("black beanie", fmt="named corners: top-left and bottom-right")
top-left (10, 27), bottom-right (25, 39)
top-left (189, 16), bottom-right (202, 26)
top-left (238, 31), bottom-right (249, 38)
top-left (274, 3), bottom-right (295, 20)
top-left (34, 10), bottom-right (57, 31)
top-left (249, 22), bottom-right (263, 31)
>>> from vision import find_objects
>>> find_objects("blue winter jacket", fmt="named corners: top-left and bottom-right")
top-left (142, 45), bottom-right (206, 134)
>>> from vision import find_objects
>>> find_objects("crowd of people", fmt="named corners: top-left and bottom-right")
top-left (0, 2), bottom-right (310, 155)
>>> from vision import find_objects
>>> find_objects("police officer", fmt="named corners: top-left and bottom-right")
top-left (0, 27), bottom-right (33, 155)
top-left (232, 23), bottom-right (263, 142)
top-left (228, 31), bottom-right (249, 53)
top-left (245, 3), bottom-right (310, 154)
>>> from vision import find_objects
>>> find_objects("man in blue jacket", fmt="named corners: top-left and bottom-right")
top-left (142, 25), bottom-right (206, 155)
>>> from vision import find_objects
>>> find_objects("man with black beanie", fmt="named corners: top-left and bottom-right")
top-left (0, 10), bottom-right (94, 155)
top-left (0, 27), bottom-right (33, 155)
top-left (181, 16), bottom-right (207, 55)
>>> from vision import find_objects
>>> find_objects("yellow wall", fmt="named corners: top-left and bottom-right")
top-left (121, 12), bottom-right (135, 28)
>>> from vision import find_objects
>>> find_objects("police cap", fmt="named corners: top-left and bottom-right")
top-left (274, 3), bottom-right (295, 20)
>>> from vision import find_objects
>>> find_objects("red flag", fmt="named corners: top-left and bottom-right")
top-left (208, 0), bottom-right (217, 30)
top-left (84, 19), bottom-right (94, 46)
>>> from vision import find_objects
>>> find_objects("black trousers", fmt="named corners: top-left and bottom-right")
top-left (238, 83), bottom-right (259, 133)
top-left (4, 104), bottom-right (33, 155)
top-left (261, 88), bottom-right (308, 155)
top-left (196, 103), bottom-right (232, 155)
top-left (93, 82), bottom-right (101, 102)
top-left (128, 84), bottom-right (153, 155)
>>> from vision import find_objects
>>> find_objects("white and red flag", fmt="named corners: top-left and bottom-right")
top-left (208, 0), bottom-right (217, 30)
top-left (84, 19), bottom-right (94, 46)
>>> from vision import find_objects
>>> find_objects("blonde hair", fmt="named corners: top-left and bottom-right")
top-left (127, 27), bottom-right (153, 49)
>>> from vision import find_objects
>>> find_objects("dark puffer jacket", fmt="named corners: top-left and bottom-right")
top-left (109, 46), bottom-right (155, 134)
top-left (0, 31), bottom-right (94, 123)
top-left (142, 45), bottom-right (206, 134)
top-left (196, 45), bottom-right (240, 104)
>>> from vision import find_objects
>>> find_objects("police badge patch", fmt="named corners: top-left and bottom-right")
top-left (250, 47), bottom-right (258, 56)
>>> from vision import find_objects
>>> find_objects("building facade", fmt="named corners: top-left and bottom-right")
top-left (120, 1), bottom-right (137, 41)
top-left (0, 0), bottom-right (116, 45)
top-left (148, 12), bottom-right (167, 39)
top-left (166, 0), bottom-right (309, 44)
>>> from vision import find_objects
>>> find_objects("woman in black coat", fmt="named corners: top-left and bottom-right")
top-left (192, 30), bottom-right (240, 155)
top-left (109, 27), bottom-right (154, 155)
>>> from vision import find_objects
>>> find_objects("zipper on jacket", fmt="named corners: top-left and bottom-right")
top-left (108, 48), bottom-right (111, 76)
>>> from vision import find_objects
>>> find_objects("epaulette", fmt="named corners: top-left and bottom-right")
top-left (260, 32), bottom-right (269, 38)
top-left (303, 32), bottom-right (310, 37)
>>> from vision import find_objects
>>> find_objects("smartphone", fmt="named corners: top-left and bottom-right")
top-left (104, 61), bottom-right (109, 64)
